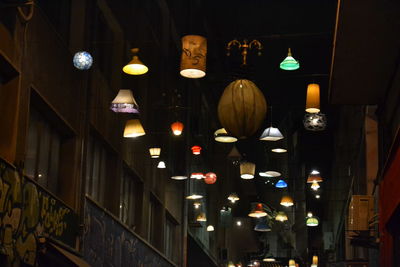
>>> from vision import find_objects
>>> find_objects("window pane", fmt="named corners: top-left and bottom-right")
top-left (25, 110), bottom-right (39, 178)
top-left (48, 132), bottom-right (60, 193)
top-left (37, 119), bottom-right (50, 187)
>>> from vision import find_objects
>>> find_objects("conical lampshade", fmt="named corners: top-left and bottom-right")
top-left (275, 180), bottom-right (288, 188)
top-left (248, 203), bottom-right (267, 218)
top-left (259, 127), bottom-right (284, 141)
top-left (275, 211), bottom-right (288, 222)
top-left (214, 128), bottom-right (237, 143)
top-left (149, 147), bottom-right (161, 158)
top-left (196, 212), bottom-right (207, 222)
top-left (311, 181), bottom-right (320, 190)
top-left (254, 220), bottom-right (271, 232)
top-left (123, 48), bottom-right (148, 75)
top-left (280, 48), bottom-right (300, 70)
top-left (307, 172), bottom-right (323, 183)
top-left (240, 162), bottom-right (256, 179)
top-left (123, 119), bottom-right (145, 137)
top-left (180, 35), bottom-right (207, 78)
top-left (263, 255), bottom-right (275, 262)
top-left (306, 83), bottom-right (320, 113)
top-left (280, 195), bottom-right (294, 207)
top-left (110, 89), bottom-right (139, 113)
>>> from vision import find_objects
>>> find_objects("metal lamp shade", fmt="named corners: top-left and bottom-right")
top-left (214, 128), bottom-right (237, 143)
top-left (123, 119), bottom-right (145, 138)
top-left (180, 35), bottom-right (207, 78)
top-left (240, 162), bottom-right (256, 179)
top-left (149, 148), bottom-right (161, 158)
top-left (254, 220), bottom-right (271, 232)
top-left (110, 89), bottom-right (139, 113)
top-left (280, 48), bottom-right (299, 70)
top-left (123, 48), bottom-right (148, 75)
top-left (280, 195), bottom-right (294, 207)
top-left (248, 203), bottom-right (267, 218)
top-left (306, 83), bottom-right (320, 113)
top-left (303, 113), bottom-right (327, 131)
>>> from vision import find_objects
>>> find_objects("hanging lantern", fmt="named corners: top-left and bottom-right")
top-left (303, 113), bottom-right (327, 131)
top-left (206, 225), bottom-right (214, 232)
top-left (73, 51), bottom-right (93, 70)
top-left (259, 126), bottom-right (284, 141)
top-left (123, 119), bottom-right (146, 138)
top-left (248, 203), bottom-right (267, 218)
top-left (280, 195), bottom-right (294, 207)
top-left (306, 83), bottom-right (320, 113)
top-left (254, 220), bottom-right (271, 232)
top-left (311, 256), bottom-right (318, 267)
top-left (180, 35), bottom-right (207, 78)
top-left (271, 148), bottom-right (287, 153)
top-left (149, 148), bottom-right (161, 158)
top-left (311, 181), bottom-right (320, 191)
top-left (196, 212), bottom-right (207, 222)
top-left (275, 211), bottom-right (288, 222)
top-left (307, 171), bottom-right (323, 183)
top-left (204, 172), bottom-right (217, 184)
top-left (110, 89), bottom-right (139, 113)
top-left (240, 162), bottom-right (256, 179)
top-left (227, 193), bottom-right (240, 203)
top-left (157, 161), bottom-right (166, 169)
top-left (190, 173), bottom-right (204, 179)
top-left (191, 145), bottom-right (202, 155)
top-left (214, 128), bottom-right (238, 143)
top-left (171, 121), bottom-right (184, 136)
top-left (218, 79), bottom-right (267, 139)
top-left (288, 259), bottom-right (296, 267)
top-left (279, 48), bottom-right (300, 71)
top-left (306, 213), bottom-right (319, 227)
top-left (275, 180), bottom-right (288, 188)
top-left (123, 48), bottom-right (148, 75)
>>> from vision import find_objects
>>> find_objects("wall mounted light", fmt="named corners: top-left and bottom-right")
top-left (180, 35), bottom-right (207, 78)
top-left (306, 83), bottom-right (320, 113)
top-left (123, 119), bottom-right (145, 137)
top-left (110, 89), bottom-right (139, 113)
top-left (149, 148), bottom-right (161, 158)
top-left (123, 48), bottom-right (148, 75)
top-left (73, 51), bottom-right (93, 70)
top-left (280, 48), bottom-right (299, 70)
top-left (171, 121), bottom-right (184, 136)
top-left (226, 39), bottom-right (262, 65)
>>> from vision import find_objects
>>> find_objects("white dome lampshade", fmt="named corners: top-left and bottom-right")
top-left (157, 161), bottom-right (166, 169)
top-left (206, 225), bottom-right (214, 232)
top-left (259, 127), bottom-right (284, 141)
top-left (111, 89), bottom-right (139, 113)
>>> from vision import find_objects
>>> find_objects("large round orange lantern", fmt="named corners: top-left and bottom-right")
top-left (171, 121), bottom-right (184, 136)
top-left (204, 172), bottom-right (217, 184)
top-left (218, 79), bottom-right (267, 139)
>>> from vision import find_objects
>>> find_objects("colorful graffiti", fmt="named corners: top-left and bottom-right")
top-left (83, 198), bottom-right (175, 267)
top-left (0, 159), bottom-right (78, 266)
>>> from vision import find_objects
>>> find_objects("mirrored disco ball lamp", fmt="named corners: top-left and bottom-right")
top-left (73, 51), bottom-right (93, 70)
top-left (303, 113), bottom-right (327, 131)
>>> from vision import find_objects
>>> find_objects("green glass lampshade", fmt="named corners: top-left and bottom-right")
top-left (280, 48), bottom-right (300, 70)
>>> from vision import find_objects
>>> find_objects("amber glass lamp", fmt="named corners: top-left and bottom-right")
top-left (123, 48), bottom-right (148, 75)
top-left (306, 83), bottom-right (320, 113)
top-left (180, 35), bottom-right (207, 78)
top-left (280, 195), bottom-right (294, 207)
top-left (123, 119), bottom-right (145, 137)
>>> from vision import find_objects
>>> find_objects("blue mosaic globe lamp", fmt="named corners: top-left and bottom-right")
top-left (73, 51), bottom-right (93, 70)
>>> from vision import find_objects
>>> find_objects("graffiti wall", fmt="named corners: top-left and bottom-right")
top-left (0, 159), bottom-right (78, 266)
top-left (83, 198), bottom-right (175, 267)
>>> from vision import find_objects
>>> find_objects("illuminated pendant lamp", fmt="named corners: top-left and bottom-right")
top-left (186, 193), bottom-right (203, 200)
top-left (254, 220), bottom-right (271, 232)
top-left (275, 179), bottom-right (288, 188)
top-left (157, 161), bottom-right (166, 169)
top-left (305, 83), bottom-right (320, 113)
top-left (73, 51), bottom-right (93, 70)
top-left (248, 203), bottom-right (267, 218)
top-left (190, 173), bottom-right (204, 179)
top-left (123, 48), bottom-right (148, 75)
top-left (264, 171), bottom-right (281, 177)
top-left (193, 202), bottom-right (201, 209)
top-left (196, 212), bottom-right (207, 222)
top-left (280, 195), bottom-right (294, 207)
top-left (275, 211), bottom-right (288, 222)
top-left (123, 119), bottom-right (145, 137)
top-left (260, 107), bottom-right (284, 141)
top-left (307, 170), bottom-right (323, 183)
top-left (280, 48), bottom-right (300, 70)
top-left (110, 89), bottom-right (139, 113)
top-left (171, 121), bottom-right (184, 136)
top-left (271, 148), bottom-right (287, 153)
top-left (288, 259), bottom-right (296, 267)
top-left (171, 175), bottom-right (187, 180)
top-left (227, 193), bottom-right (240, 203)
top-left (311, 181), bottom-right (320, 191)
top-left (206, 225), bottom-right (214, 232)
top-left (311, 256), bottom-right (318, 267)
top-left (191, 145), bottom-right (202, 155)
top-left (214, 128), bottom-right (237, 143)
top-left (227, 261), bottom-right (235, 267)
top-left (149, 148), bottom-right (161, 158)
top-left (180, 35), bottom-right (207, 78)
top-left (240, 161), bottom-right (256, 179)
top-left (204, 172), bottom-right (217, 184)
top-left (263, 255), bottom-right (275, 262)
top-left (304, 113), bottom-right (327, 131)
top-left (186, 179), bottom-right (203, 199)
top-left (306, 213), bottom-right (319, 226)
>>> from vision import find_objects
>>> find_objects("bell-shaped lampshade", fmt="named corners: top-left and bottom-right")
top-left (307, 171), bottom-right (323, 183)
top-left (304, 113), bottom-right (327, 131)
top-left (280, 48), bottom-right (300, 71)
top-left (227, 193), bottom-right (240, 203)
top-left (306, 83), bottom-right (320, 113)
top-left (149, 148), bottom-right (161, 158)
top-left (110, 89), bottom-right (139, 113)
top-left (254, 220), bottom-right (271, 232)
top-left (248, 203), bottom-right (267, 218)
top-left (275, 211), bottom-right (288, 222)
top-left (171, 121), bottom-right (184, 136)
top-left (123, 119), bottom-right (145, 138)
top-left (259, 127), bottom-right (284, 141)
top-left (306, 214), bottom-right (319, 227)
top-left (180, 35), bottom-right (207, 78)
top-left (288, 259), bottom-right (296, 267)
top-left (206, 225), bottom-right (214, 232)
top-left (73, 51), bottom-right (93, 70)
top-left (123, 48), bottom-right (148, 75)
top-left (196, 212), bottom-right (207, 222)
top-left (311, 255), bottom-right (318, 267)
top-left (214, 128), bottom-right (237, 143)
top-left (190, 173), bottom-right (204, 179)
top-left (240, 162), bottom-right (256, 179)
top-left (311, 181), bottom-right (320, 190)
top-left (280, 195), bottom-right (294, 207)
top-left (275, 180), bottom-right (288, 188)
top-left (204, 172), bottom-right (217, 184)
top-left (171, 175), bottom-right (187, 180)
top-left (271, 148), bottom-right (287, 153)
top-left (191, 145), bottom-right (202, 155)
top-left (157, 161), bottom-right (166, 169)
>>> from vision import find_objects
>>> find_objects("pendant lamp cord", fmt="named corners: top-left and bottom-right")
top-left (270, 106), bottom-right (273, 127)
